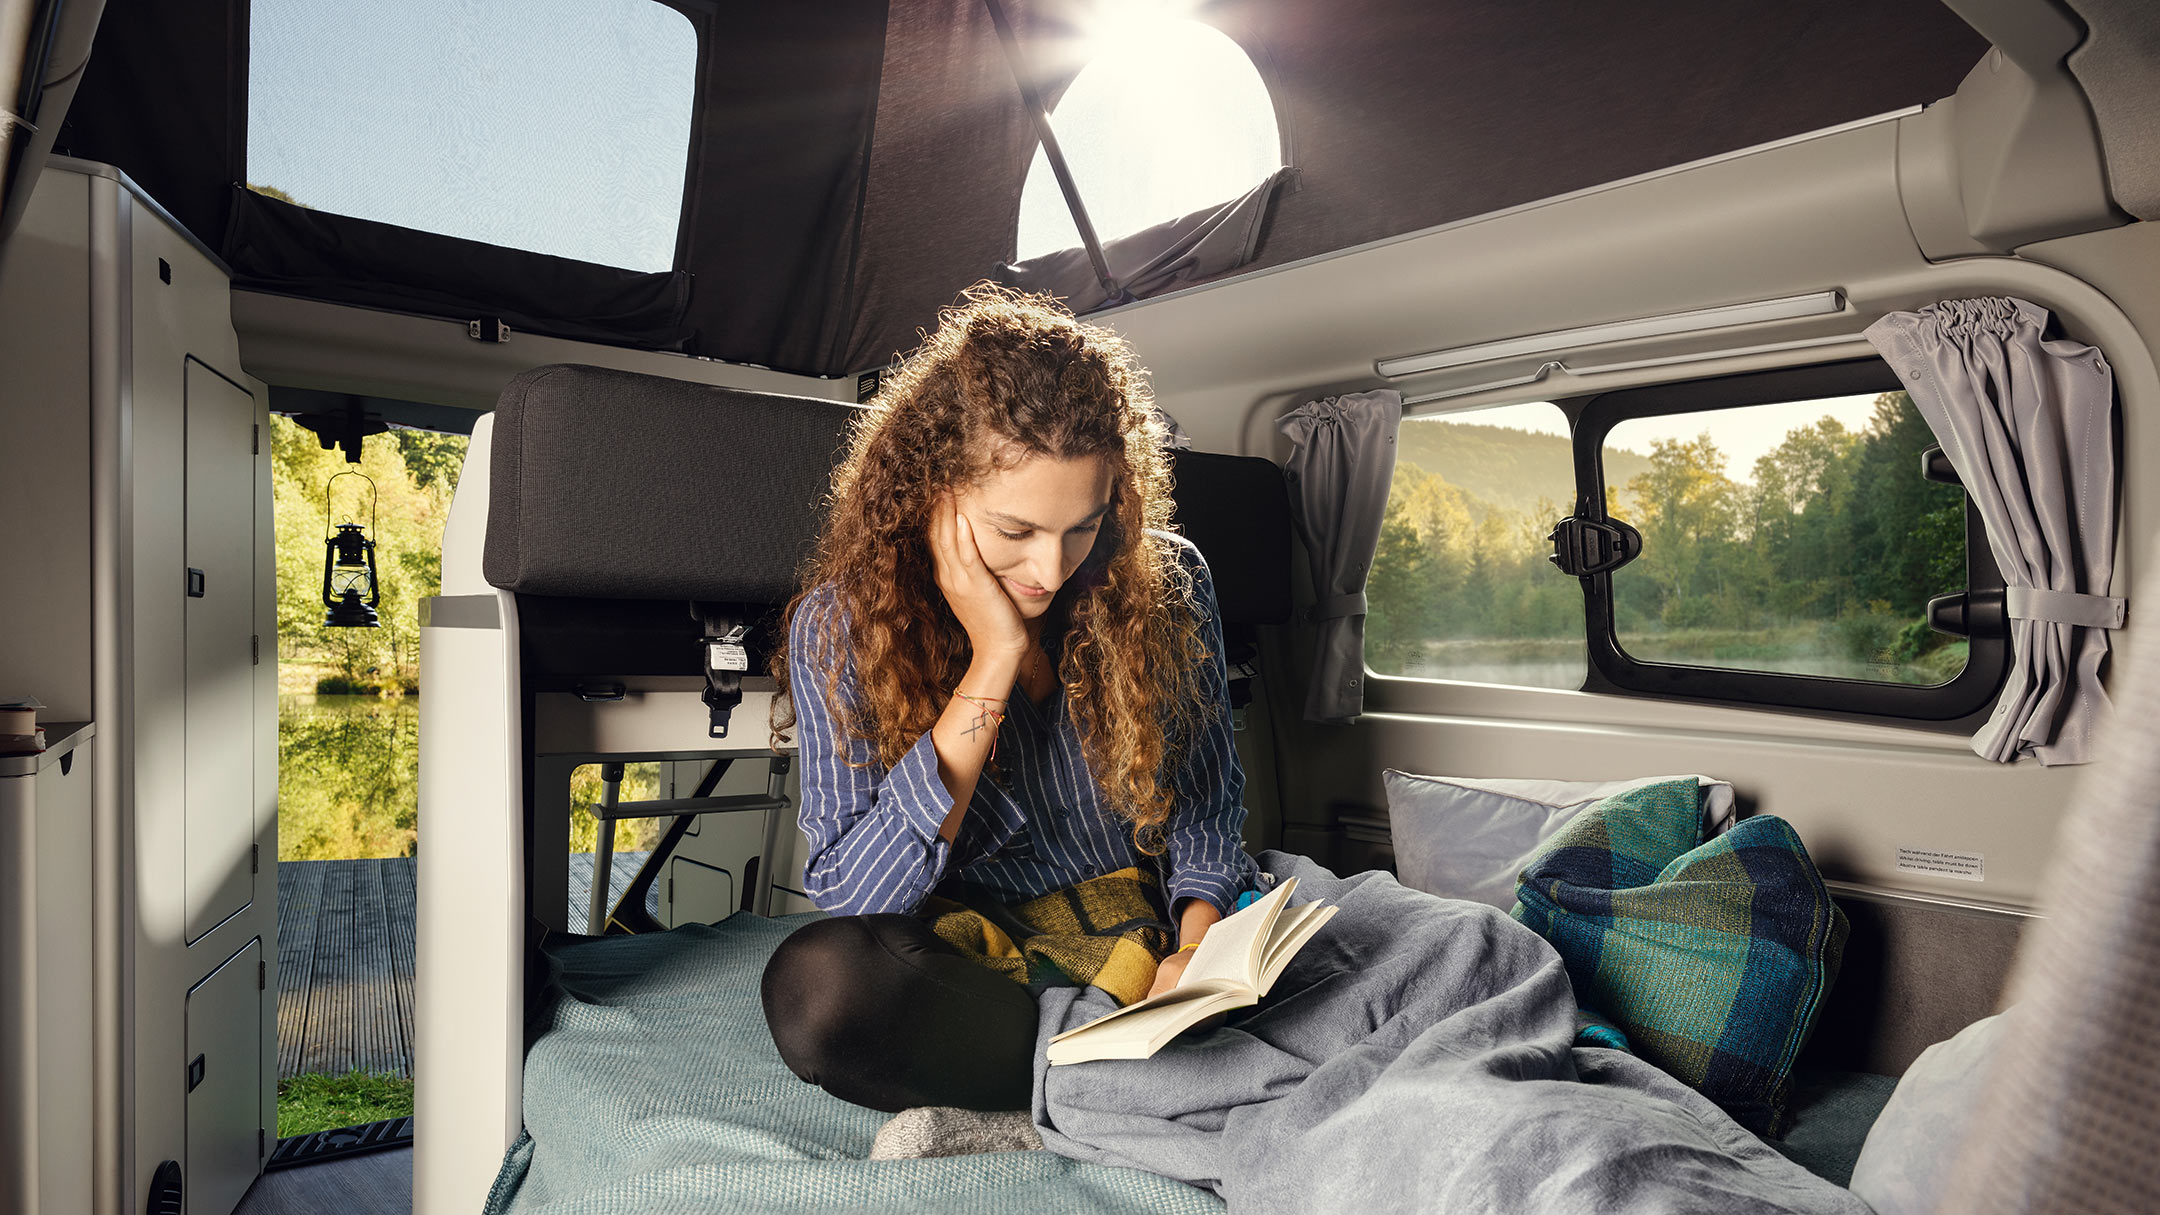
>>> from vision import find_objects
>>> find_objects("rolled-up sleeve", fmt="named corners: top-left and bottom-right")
top-left (1162, 551), bottom-right (1255, 916)
top-left (789, 589), bottom-right (958, 916)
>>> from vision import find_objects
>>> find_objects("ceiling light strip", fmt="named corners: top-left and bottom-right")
top-left (1567, 331), bottom-right (1870, 376)
top-left (1376, 290), bottom-right (1847, 379)
top-left (1399, 333), bottom-right (1872, 411)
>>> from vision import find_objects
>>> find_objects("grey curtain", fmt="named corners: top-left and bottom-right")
top-left (995, 169), bottom-right (1290, 315)
top-left (1865, 298), bottom-right (2122, 765)
top-left (1932, 529), bottom-right (2160, 1214)
top-left (1277, 389), bottom-right (1402, 723)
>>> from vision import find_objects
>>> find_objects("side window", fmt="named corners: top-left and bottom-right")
top-left (1368, 360), bottom-right (2008, 723)
top-left (1603, 393), bottom-right (1965, 685)
top-left (1366, 401), bottom-right (1583, 688)
top-left (1575, 361), bottom-right (2007, 720)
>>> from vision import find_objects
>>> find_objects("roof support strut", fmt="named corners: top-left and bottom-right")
top-left (983, 0), bottom-right (1128, 306)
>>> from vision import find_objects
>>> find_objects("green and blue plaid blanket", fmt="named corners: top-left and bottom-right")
top-left (1513, 779), bottom-right (1847, 1136)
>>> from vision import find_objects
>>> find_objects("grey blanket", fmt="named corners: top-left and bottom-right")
top-left (1033, 853), bottom-right (1871, 1214)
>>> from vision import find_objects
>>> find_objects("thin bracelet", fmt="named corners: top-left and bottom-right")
top-left (1175, 941), bottom-right (1201, 954)
top-left (951, 691), bottom-right (1007, 760)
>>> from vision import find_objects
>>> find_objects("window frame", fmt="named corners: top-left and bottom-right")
top-left (1568, 359), bottom-right (2009, 722)
top-left (239, 0), bottom-right (709, 274)
top-left (1013, 12), bottom-right (1289, 264)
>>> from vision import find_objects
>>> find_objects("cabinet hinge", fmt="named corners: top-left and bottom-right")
top-left (259, 958), bottom-right (266, 990)
top-left (259, 1127), bottom-right (266, 1158)
top-left (252, 423), bottom-right (260, 454)
top-left (251, 635), bottom-right (261, 665)
top-left (251, 842), bottom-right (260, 874)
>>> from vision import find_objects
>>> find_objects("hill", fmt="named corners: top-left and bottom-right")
top-left (1394, 419), bottom-right (1651, 520)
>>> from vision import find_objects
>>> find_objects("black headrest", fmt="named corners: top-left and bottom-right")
top-left (482, 365), bottom-right (1292, 628)
top-left (484, 364), bottom-right (860, 602)
top-left (1167, 449), bottom-right (1292, 627)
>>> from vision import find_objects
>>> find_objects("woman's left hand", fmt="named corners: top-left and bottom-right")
top-left (1146, 949), bottom-right (1193, 1001)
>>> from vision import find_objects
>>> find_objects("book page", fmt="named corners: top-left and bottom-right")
top-left (1256, 902), bottom-right (1338, 994)
top-left (1255, 900), bottom-right (1324, 978)
top-left (1177, 877), bottom-right (1298, 991)
top-left (1048, 977), bottom-right (1243, 1043)
top-left (1046, 985), bottom-right (1254, 1065)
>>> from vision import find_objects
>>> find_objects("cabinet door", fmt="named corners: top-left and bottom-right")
top-left (666, 855), bottom-right (736, 927)
top-left (187, 938), bottom-right (263, 1215)
top-left (185, 360), bottom-right (258, 943)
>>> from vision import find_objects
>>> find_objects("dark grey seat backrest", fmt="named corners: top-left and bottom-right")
top-left (483, 364), bottom-right (861, 602)
top-left (481, 362), bottom-right (1293, 629)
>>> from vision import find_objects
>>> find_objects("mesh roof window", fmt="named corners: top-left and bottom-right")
top-left (247, 0), bottom-right (697, 273)
top-left (1016, 12), bottom-right (1280, 261)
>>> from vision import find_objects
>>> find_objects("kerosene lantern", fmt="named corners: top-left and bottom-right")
top-left (322, 470), bottom-right (382, 628)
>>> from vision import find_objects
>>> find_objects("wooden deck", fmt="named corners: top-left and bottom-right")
top-left (274, 852), bottom-right (650, 1079)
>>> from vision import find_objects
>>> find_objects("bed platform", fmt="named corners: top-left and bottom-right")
top-left (485, 914), bottom-right (1223, 1215)
top-left (486, 910), bottom-right (1894, 1213)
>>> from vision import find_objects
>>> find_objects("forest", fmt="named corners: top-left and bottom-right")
top-left (269, 389), bottom-right (1968, 860)
top-left (271, 416), bottom-right (654, 861)
top-left (1366, 391), bottom-right (1971, 688)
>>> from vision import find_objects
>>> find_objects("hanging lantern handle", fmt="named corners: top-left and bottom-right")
top-left (324, 469), bottom-right (379, 540)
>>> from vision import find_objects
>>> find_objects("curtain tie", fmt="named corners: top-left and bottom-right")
top-left (1309, 592), bottom-right (1367, 622)
top-left (2005, 586), bottom-right (2127, 630)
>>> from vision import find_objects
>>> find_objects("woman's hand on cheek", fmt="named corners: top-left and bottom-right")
top-left (929, 494), bottom-right (1029, 660)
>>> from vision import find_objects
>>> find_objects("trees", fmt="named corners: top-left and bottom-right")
top-left (1367, 392), bottom-right (1969, 684)
top-left (271, 416), bottom-right (466, 691)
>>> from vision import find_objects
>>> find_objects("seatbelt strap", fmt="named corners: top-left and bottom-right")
top-left (693, 603), bottom-right (750, 738)
top-left (1224, 627), bottom-right (1260, 712)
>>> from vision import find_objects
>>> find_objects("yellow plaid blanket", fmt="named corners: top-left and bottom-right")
top-left (918, 866), bottom-right (1175, 1007)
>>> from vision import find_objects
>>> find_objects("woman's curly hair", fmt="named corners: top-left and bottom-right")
top-left (772, 283), bottom-right (1211, 852)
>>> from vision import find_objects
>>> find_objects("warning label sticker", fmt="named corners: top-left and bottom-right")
top-left (1896, 847), bottom-right (1986, 883)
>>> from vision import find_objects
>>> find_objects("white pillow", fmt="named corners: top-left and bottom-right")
top-left (1382, 771), bottom-right (1739, 909)
top-left (1847, 1012), bottom-right (2009, 1215)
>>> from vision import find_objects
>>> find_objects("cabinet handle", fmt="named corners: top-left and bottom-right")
top-left (187, 568), bottom-right (206, 598)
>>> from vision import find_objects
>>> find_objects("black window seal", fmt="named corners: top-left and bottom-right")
top-left (1566, 358), bottom-right (2009, 725)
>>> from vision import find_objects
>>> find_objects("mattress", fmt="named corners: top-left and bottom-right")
top-left (486, 909), bottom-right (1893, 1212)
top-left (484, 911), bottom-right (1224, 1214)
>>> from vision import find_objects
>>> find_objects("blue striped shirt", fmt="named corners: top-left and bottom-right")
top-left (789, 533), bottom-right (1256, 919)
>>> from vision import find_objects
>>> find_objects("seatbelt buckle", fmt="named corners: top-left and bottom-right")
top-left (695, 612), bottom-right (751, 738)
top-left (707, 624), bottom-right (750, 673)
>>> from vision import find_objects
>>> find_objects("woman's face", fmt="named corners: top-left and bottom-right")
top-left (951, 452), bottom-right (1114, 620)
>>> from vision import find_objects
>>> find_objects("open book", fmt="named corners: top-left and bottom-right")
top-left (1046, 877), bottom-right (1337, 1066)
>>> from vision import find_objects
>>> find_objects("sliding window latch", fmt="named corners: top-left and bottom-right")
top-left (1547, 514), bottom-right (1642, 578)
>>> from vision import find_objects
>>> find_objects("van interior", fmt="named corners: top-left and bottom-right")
top-left (2, 1), bottom-right (2157, 1212)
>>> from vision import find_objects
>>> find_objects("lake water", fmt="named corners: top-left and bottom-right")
top-left (278, 693), bottom-right (420, 860)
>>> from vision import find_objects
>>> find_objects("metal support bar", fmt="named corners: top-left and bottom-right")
top-left (587, 762), bottom-right (623, 935)
top-left (590, 792), bottom-right (789, 822)
top-left (756, 757), bottom-right (793, 916)
top-left (983, 0), bottom-right (1124, 303)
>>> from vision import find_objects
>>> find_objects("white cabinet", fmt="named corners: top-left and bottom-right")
top-left (0, 160), bottom-right (277, 1215)
top-left (187, 940), bottom-right (265, 1215)
top-left (1, 728), bottom-right (95, 1215)
top-left (184, 360), bottom-right (261, 944)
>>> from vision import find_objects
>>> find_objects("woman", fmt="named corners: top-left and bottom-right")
top-left (761, 284), bottom-right (1257, 1113)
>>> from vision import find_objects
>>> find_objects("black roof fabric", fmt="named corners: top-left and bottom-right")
top-left (59, 0), bottom-right (1986, 377)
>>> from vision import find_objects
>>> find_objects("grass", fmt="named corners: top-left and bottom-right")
top-left (276, 1070), bottom-right (414, 1137)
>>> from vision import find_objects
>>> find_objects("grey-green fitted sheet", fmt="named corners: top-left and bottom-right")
top-left (485, 912), bottom-right (1223, 1215)
top-left (487, 910), bottom-right (1890, 1212)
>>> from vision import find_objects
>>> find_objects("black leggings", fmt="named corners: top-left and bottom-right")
top-left (760, 914), bottom-right (1040, 1112)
